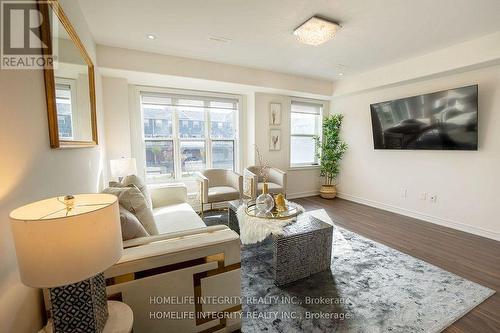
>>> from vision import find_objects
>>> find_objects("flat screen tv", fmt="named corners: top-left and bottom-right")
top-left (370, 85), bottom-right (478, 150)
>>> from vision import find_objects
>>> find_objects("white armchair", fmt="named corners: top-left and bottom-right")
top-left (243, 166), bottom-right (287, 199)
top-left (197, 169), bottom-right (243, 215)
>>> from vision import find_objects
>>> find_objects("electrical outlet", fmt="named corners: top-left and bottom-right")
top-left (429, 194), bottom-right (437, 203)
top-left (419, 192), bottom-right (427, 201)
top-left (400, 188), bottom-right (407, 198)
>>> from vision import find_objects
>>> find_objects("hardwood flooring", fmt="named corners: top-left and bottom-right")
top-left (294, 196), bottom-right (500, 333)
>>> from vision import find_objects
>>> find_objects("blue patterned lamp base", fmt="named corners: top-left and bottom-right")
top-left (47, 273), bottom-right (108, 333)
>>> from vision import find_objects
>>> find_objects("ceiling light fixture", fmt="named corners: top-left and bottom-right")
top-left (146, 34), bottom-right (157, 40)
top-left (293, 16), bottom-right (340, 46)
top-left (338, 72), bottom-right (344, 76)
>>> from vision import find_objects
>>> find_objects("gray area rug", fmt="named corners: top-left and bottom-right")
top-left (203, 211), bottom-right (494, 333)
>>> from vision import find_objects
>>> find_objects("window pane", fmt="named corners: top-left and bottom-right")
top-left (212, 141), bottom-right (234, 170)
top-left (55, 85), bottom-right (73, 138)
top-left (291, 112), bottom-right (318, 135)
top-left (290, 136), bottom-right (316, 165)
top-left (143, 106), bottom-right (173, 138)
top-left (145, 140), bottom-right (174, 181)
top-left (180, 141), bottom-right (206, 176)
top-left (178, 108), bottom-right (205, 138)
top-left (210, 109), bottom-right (234, 139)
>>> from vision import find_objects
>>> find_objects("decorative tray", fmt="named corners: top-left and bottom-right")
top-left (245, 200), bottom-right (302, 220)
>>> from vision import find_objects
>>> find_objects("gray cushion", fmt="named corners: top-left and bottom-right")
top-left (103, 185), bottom-right (159, 235)
top-left (121, 175), bottom-right (152, 208)
top-left (119, 205), bottom-right (149, 240)
top-left (110, 175), bottom-right (152, 208)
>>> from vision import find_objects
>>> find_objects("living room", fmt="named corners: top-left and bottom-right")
top-left (1, 0), bottom-right (499, 332)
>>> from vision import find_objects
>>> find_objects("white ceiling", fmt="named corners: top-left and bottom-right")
top-left (78, 0), bottom-right (500, 81)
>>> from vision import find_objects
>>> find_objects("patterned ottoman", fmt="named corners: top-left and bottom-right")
top-left (228, 200), bottom-right (334, 286)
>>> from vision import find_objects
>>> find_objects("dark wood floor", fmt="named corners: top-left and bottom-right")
top-left (294, 196), bottom-right (500, 333)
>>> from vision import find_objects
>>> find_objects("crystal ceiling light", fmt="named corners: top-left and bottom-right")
top-left (293, 16), bottom-right (340, 46)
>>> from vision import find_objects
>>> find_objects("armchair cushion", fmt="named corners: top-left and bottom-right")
top-left (198, 169), bottom-right (242, 203)
top-left (208, 186), bottom-right (240, 202)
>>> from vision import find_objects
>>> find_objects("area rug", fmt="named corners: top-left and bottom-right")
top-left (203, 211), bottom-right (495, 333)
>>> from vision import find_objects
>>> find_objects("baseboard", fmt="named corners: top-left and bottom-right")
top-left (287, 190), bottom-right (320, 199)
top-left (337, 192), bottom-right (500, 242)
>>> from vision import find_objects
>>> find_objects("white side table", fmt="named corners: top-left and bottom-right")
top-left (39, 301), bottom-right (133, 333)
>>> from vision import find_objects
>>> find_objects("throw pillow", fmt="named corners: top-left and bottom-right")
top-left (121, 175), bottom-right (153, 208)
top-left (103, 185), bottom-right (159, 235)
top-left (119, 205), bottom-right (149, 240)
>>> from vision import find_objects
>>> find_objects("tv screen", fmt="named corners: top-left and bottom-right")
top-left (370, 85), bottom-right (478, 150)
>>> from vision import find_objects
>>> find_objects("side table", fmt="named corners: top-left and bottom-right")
top-left (39, 301), bottom-right (133, 333)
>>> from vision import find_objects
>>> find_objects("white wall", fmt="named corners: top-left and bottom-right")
top-left (255, 93), bottom-right (327, 197)
top-left (102, 77), bottom-right (132, 168)
top-left (0, 1), bottom-right (105, 332)
top-left (333, 64), bottom-right (500, 241)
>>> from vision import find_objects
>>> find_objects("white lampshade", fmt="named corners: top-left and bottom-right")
top-left (110, 158), bottom-right (137, 179)
top-left (9, 194), bottom-right (122, 288)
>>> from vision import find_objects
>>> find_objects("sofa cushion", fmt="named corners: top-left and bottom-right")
top-left (153, 203), bottom-right (206, 234)
top-left (103, 185), bottom-right (159, 235)
top-left (121, 175), bottom-right (152, 208)
top-left (257, 182), bottom-right (283, 194)
top-left (208, 186), bottom-right (240, 202)
top-left (119, 205), bottom-right (149, 240)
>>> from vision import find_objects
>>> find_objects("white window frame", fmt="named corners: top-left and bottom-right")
top-left (55, 77), bottom-right (78, 140)
top-left (288, 98), bottom-right (325, 169)
top-left (131, 86), bottom-right (243, 184)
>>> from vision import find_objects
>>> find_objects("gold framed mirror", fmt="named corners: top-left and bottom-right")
top-left (38, 0), bottom-right (98, 148)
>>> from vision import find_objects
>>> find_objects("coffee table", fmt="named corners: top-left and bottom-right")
top-left (228, 200), bottom-right (334, 285)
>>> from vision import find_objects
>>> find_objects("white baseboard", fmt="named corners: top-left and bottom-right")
top-left (337, 192), bottom-right (500, 242)
top-left (287, 190), bottom-right (320, 199)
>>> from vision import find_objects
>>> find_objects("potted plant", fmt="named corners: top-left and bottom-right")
top-left (314, 114), bottom-right (348, 199)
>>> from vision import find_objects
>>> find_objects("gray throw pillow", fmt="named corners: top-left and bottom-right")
top-left (103, 185), bottom-right (159, 235)
top-left (121, 175), bottom-right (152, 208)
top-left (119, 205), bottom-right (149, 240)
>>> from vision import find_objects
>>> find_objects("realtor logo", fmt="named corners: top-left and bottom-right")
top-left (1, 1), bottom-right (57, 69)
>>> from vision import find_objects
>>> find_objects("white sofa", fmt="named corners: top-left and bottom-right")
top-left (105, 184), bottom-right (242, 333)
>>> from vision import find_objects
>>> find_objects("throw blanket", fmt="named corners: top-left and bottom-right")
top-left (236, 201), bottom-right (305, 245)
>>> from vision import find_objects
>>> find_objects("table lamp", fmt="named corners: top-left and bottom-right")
top-left (10, 194), bottom-right (122, 333)
top-left (110, 158), bottom-right (137, 181)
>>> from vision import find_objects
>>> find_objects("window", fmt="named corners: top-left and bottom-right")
top-left (140, 91), bottom-right (239, 182)
top-left (290, 100), bottom-right (322, 167)
top-left (55, 82), bottom-right (75, 139)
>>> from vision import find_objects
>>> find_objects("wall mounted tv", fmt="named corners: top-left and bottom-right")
top-left (370, 85), bottom-right (478, 150)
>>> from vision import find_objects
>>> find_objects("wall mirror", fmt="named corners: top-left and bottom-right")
top-left (39, 0), bottom-right (98, 148)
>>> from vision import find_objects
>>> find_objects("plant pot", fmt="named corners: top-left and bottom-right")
top-left (320, 185), bottom-right (337, 199)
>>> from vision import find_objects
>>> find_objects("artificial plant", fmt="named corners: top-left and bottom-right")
top-left (314, 114), bottom-right (348, 186)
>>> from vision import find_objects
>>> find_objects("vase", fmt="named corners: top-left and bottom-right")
top-left (320, 184), bottom-right (337, 199)
top-left (256, 183), bottom-right (275, 214)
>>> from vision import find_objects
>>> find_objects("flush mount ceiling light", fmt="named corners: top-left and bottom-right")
top-left (293, 16), bottom-right (340, 46)
top-left (146, 34), bottom-right (157, 40)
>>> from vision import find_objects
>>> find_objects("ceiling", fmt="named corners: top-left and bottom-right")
top-left (78, 0), bottom-right (500, 81)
